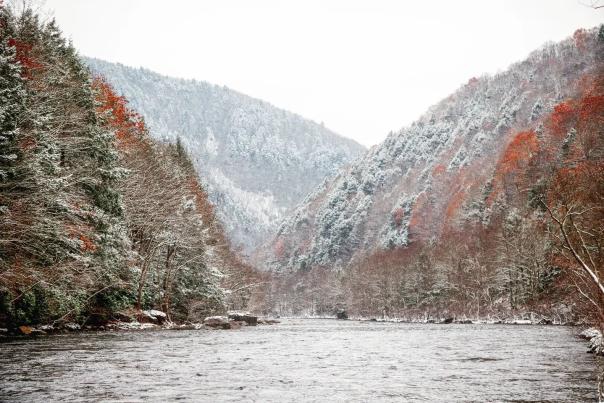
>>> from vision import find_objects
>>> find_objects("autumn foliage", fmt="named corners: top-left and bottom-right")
top-left (93, 77), bottom-right (146, 146)
top-left (549, 102), bottom-right (575, 137)
top-left (7, 38), bottom-right (41, 78)
top-left (498, 130), bottom-right (539, 175)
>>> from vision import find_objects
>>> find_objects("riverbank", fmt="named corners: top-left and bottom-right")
top-left (288, 313), bottom-right (589, 326)
top-left (0, 310), bottom-right (280, 339)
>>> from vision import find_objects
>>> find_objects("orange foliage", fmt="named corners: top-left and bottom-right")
top-left (432, 164), bottom-right (445, 177)
top-left (66, 225), bottom-right (96, 253)
top-left (578, 95), bottom-right (604, 124)
top-left (549, 161), bottom-right (604, 206)
top-left (93, 77), bottom-right (146, 147)
top-left (7, 38), bottom-right (41, 78)
top-left (548, 101), bottom-right (575, 137)
top-left (79, 234), bottom-right (97, 252)
top-left (408, 193), bottom-right (427, 230)
top-left (498, 130), bottom-right (539, 175)
top-left (444, 190), bottom-right (465, 221)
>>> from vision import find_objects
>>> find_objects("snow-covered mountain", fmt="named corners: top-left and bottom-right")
top-left (85, 58), bottom-right (365, 253)
top-left (258, 28), bottom-right (603, 271)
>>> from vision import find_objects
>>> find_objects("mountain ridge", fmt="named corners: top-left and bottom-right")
top-left (258, 27), bottom-right (603, 272)
top-left (84, 57), bottom-right (366, 254)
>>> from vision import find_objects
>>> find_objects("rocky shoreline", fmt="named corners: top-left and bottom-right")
top-left (0, 311), bottom-right (280, 339)
top-left (295, 313), bottom-right (588, 326)
top-left (580, 328), bottom-right (604, 356)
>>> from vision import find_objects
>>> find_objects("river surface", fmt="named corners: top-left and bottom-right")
top-left (0, 319), bottom-right (599, 402)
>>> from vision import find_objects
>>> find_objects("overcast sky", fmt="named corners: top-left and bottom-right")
top-left (42, 0), bottom-right (602, 146)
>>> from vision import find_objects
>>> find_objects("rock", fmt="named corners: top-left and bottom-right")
top-left (115, 321), bottom-right (158, 331)
top-left (38, 324), bottom-right (56, 333)
top-left (63, 322), bottom-right (81, 331)
top-left (137, 310), bottom-right (168, 324)
top-left (336, 310), bottom-right (348, 320)
top-left (457, 319), bottom-right (473, 324)
top-left (511, 319), bottom-right (532, 325)
top-left (142, 310), bottom-right (168, 324)
top-left (581, 328), bottom-right (604, 355)
top-left (137, 311), bottom-right (157, 323)
top-left (145, 309), bottom-right (168, 322)
top-left (17, 325), bottom-right (33, 335)
top-left (580, 328), bottom-right (600, 339)
top-left (113, 311), bottom-right (135, 323)
top-left (441, 317), bottom-right (454, 324)
top-left (204, 316), bottom-right (231, 329)
top-left (258, 318), bottom-right (280, 325)
top-left (538, 318), bottom-right (553, 325)
top-left (0, 328), bottom-right (8, 335)
top-left (228, 313), bottom-right (257, 326)
top-left (30, 328), bottom-right (47, 336)
top-left (171, 323), bottom-right (196, 330)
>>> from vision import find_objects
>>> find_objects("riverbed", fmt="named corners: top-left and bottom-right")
top-left (0, 319), bottom-right (599, 402)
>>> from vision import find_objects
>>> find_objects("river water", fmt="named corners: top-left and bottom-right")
top-left (0, 319), bottom-right (599, 402)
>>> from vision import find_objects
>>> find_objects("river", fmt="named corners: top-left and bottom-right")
top-left (0, 319), bottom-right (599, 402)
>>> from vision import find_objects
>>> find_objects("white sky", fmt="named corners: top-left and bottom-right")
top-left (42, 0), bottom-right (602, 146)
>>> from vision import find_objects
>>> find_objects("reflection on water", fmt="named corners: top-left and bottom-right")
top-left (0, 319), bottom-right (600, 402)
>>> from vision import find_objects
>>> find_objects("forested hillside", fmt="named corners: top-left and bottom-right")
top-left (259, 27), bottom-right (604, 322)
top-left (84, 58), bottom-right (365, 253)
top-left (0, 5), bottom-right (262, 328)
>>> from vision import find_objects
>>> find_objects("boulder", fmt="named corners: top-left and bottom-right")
top-left (336, 310), bottom-right (348, 320)
top-left (204, 316), bottom-right (231, 329)
top-left (441, 317), bottom-right (454, 324)
top-left (228, 313), bottom-right (258, 326)
top-left (143, 310), bottom-right (168, 324)
top-left (63, 322), bottom-right (81, 331)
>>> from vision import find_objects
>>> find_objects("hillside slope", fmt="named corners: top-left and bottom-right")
top-left (0, 6), bottom-right (261, 328)
top-left (260, 28), bottom-right (603, 273)
top-left (85, 58), bottom-right (365, 253)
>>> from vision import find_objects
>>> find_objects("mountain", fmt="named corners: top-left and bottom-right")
top-left (256, 27), bottom-right (603, 321)
top-left (84, 58), bottom-right (365, 253)
top-left (259, 27), bottom-right (603, 273)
